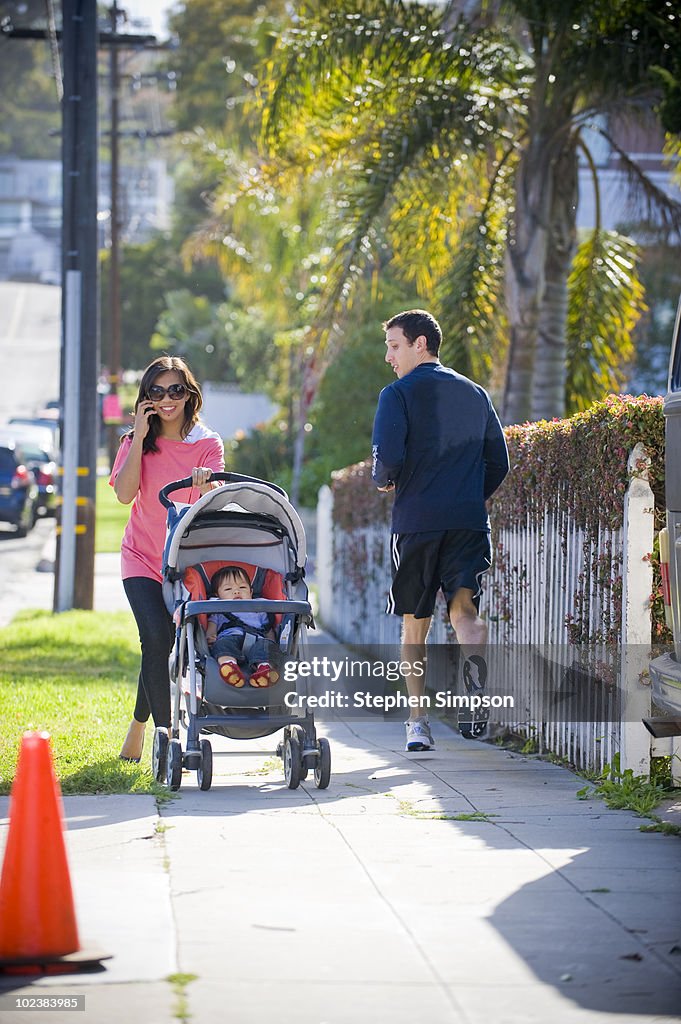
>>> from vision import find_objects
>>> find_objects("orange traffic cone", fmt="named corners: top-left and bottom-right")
top-left (0, 731), bottom-right (109, 974)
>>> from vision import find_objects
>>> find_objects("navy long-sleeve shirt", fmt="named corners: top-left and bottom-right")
top-left (371, 362), bottom-right (509, 533)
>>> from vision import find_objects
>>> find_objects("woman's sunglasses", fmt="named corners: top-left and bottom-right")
top-left (147, 383), bottom-right (188, 401)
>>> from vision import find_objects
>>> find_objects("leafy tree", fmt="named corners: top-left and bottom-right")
top-left (301, 274), bottom-right (422, 501)
top-left (150, 288), bottom-right (276, 385)
top-left (259, 0), bottom-right (681, 425)
top-left (150, 289), bottom-right (234, 379)
top-left (161, 1), bottom-right (382, 498)
top-left (0, 24), bottom-right (60, 158)
top-left (165, 0), bottom-right (287, 231)
top-left (166, 0), bottom-right (285, 138)
top-left (99, 234), bottom-right (226, 370)
top-left (226, 418), bottom-right (292, 490)
top-left (229, 270), bottom-right (422, 504)
top-left (182, 138), bottom-right (351, 500)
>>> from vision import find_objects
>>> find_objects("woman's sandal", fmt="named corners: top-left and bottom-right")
top-left (249, 663), bottom-right (280, 688)
top-left (219, 659), bottom-right (246, 687)
top-left (119, 719), bottom-right (145, 763)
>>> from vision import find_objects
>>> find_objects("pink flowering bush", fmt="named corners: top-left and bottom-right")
top-left (491, 395), bottom-right (665, 534)
top-left (331, 394), bottom-right (669, 643)
top-left (331, 460), bottom-right (393, 531)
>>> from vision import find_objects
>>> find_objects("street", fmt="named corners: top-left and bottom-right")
top-left (0, 279), bottom-right (61, 625)
top-left (0, 282), bottom-right (61, 420)
top-left (0, 517), bottom-right (55, 628)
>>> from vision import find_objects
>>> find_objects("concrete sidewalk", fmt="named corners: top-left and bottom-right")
top-left (0, 542), bottom-right (131, 628)
top-left (0, 543), bottom-right (680, 1022)
top-left (1, 716), bottom-right (680, 1024)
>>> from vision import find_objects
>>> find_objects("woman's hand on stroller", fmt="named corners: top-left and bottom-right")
top-left (192, 466), bottom-right (216, 494)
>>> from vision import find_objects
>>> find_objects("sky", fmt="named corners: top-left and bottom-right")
top-left (118, 0), bottom-right (175, 40)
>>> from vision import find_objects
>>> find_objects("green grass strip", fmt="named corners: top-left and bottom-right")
top-left (95, 473), bottom-right (128, 554)
top-left (0, 609), bottom-right (163, 796)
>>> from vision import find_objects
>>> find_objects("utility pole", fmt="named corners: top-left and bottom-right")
top-left (4, 5), bottom-right (165, 611)
top-left (107, 0), bottom-right (122, 471)
top-left (56, 0), bottom-right (99, 611)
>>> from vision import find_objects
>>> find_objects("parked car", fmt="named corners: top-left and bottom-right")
top-left (0, 431), bottom-right (57, 517)
top-left (8, 415), bottom-right (60, 451)
top-left (5, 420), bottom-right (56, 450)
top-left (23, 442), bottom-right (57, 517)
top-left (648, 295), bottom-right (681, 733)
top-left (0, 441), bottom-right (39, 536)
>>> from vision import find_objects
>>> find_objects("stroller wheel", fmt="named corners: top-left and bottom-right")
top-left (167, 738), bottom-right (183, 791)
top-left (292, 726), bottom-right (308, 781)
top-left (152, 728), bottom-right (169, 784)
top-left (314, 737), bottom-right (331, 790)
top-left (197, 738), bottom-right (213, 791)
top-left (283, 733), bottom-right (302, 790)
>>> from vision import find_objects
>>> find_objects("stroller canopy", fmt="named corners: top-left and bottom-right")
top-left (164, 481), bottom-right (307, 576)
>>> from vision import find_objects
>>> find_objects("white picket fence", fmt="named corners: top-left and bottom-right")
top-left (316, 444), bottom-right (679, 776)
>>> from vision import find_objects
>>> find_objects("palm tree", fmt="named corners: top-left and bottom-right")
top-left (260, 0), bottom-right (681, 424)
top-left (499, 0), bottom-right (679, 420)
top-left (182, 143), bottom-right (345, 500)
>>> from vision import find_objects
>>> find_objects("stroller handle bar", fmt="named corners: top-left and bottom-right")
top-left (185, 599), bottom-right (312, 618)
top-left (159, 471), bottom-right (288, 509)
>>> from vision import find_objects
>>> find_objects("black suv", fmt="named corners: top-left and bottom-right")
top-left (0, 442), bottom-right (39, 536)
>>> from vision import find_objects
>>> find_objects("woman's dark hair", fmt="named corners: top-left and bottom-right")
top-left (126, 356), bottom-right (203, 454)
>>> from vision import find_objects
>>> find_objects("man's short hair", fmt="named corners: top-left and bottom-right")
top-left (383, 309), bottom-right (442, 356)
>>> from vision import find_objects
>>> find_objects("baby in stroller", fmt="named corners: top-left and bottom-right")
top-left (156, 471), bottom-right (331, 791)
top-left (206, 565), bottom-right (281, 689)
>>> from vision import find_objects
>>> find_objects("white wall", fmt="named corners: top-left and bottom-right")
top-left (202, 382), bottom-right (276, 440)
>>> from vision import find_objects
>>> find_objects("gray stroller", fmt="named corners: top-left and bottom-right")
top-left (152, 471), bottom-right (331, 792)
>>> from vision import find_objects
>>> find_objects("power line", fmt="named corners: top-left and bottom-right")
top-left (2, 25), bottom-right (161, 47)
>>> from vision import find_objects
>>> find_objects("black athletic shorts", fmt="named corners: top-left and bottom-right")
top-left (387, 529), bottom-right (492, 618)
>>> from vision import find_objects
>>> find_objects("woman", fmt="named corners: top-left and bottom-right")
top-left (110, 355), bottom-right (225, 761)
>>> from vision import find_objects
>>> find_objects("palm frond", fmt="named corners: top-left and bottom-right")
top-left (432, 162), bottom-right (512, 381)
top-left (566, 229), bottom-right (645, 413)
top-left (591, 126), bottom-right (681, 239)
top-left (387, 150), bottom-right (487, 292)
top-left (258, 12), bottom-right (525, 343)
top-left (182, 150), bottom-right (336, 328)
top-left (262, 0), bottom-right (455, 145)
top-left (663, 133), bottom-right (681, 189)
top-left (262, 1), bottom-right (526, 159)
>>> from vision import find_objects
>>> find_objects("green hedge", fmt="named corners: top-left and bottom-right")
top-left (331, 394), bottom-right (669, 643)
top-left (491, 395), bottom-right (665, 534)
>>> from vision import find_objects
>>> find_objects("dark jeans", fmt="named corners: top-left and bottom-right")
top-left (212, 631), bottom-right (278, 668)
top-left (123, 576), bottom-right (174, 729)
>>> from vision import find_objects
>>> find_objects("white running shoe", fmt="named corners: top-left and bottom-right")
top-left (405, 718), bottom-right (434, 751)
